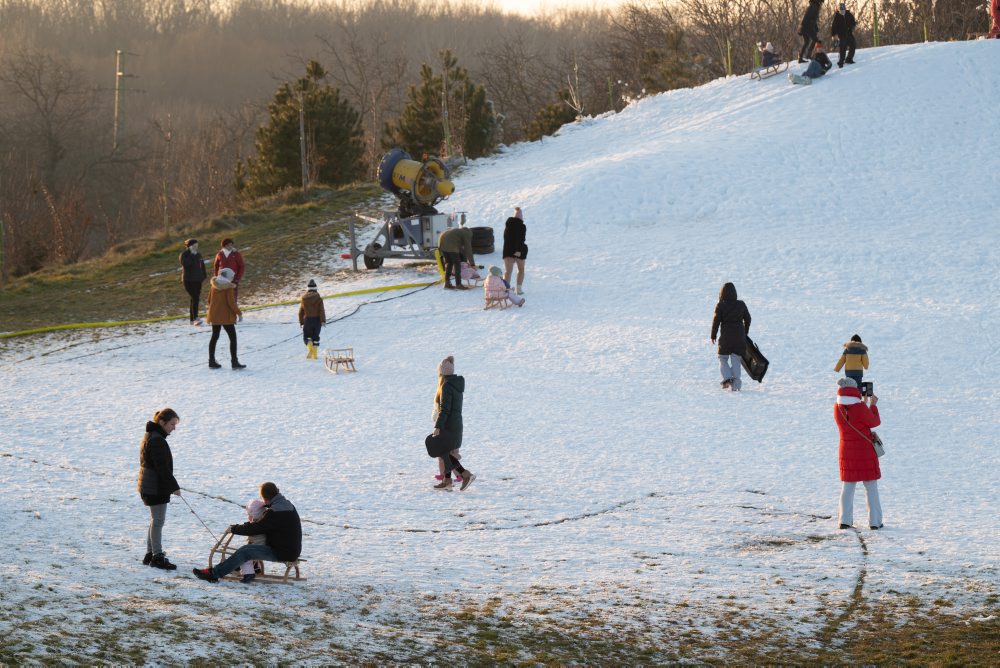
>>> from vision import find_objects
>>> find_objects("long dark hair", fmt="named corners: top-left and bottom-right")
top-left (719, 282), bottom-right (737, 301)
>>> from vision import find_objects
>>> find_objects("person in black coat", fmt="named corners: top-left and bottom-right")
top-left (430, 356), bottom-right (476, 491)
top-left (830, 2), bottom-right (857, 67)
top-left (798, 0), bottom-right (823, 62)
top-left (710, 282), bottom-right (752, 391)
top-left (179, 239), bottom-right (207, 325)
top-left (193, 482), bottom-right (302, 583)
top-left (136, 408), bottom-right (182, 569)
top-left (502, 207), bottom-right (528, 295)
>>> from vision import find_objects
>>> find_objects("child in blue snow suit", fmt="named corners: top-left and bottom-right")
top-left (761, 42), bottom-right (780, 68)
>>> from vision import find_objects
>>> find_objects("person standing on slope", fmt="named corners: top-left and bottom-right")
top-left (830, 2), bottom-right (857, 67)
top-left (438, 227), bottom-right (475, 291)
top-left (207, 267), bottom-right (245, 369)
top-left (834, 378), bottom-right (883, 530)
top-left (213, 238), bottom-right (245, 303)
top-left (834, 334), bottom-right (869, 388)
top-left (179, 239), bottom-right (207, 326)
top-left (798, 0), bottom-right (824, 62)
top-left (298, 279), bottom-right (326, 359)
top-left (710, 282), bottom-right (752, 391)
top-left (137, 408), bottom-right (183, 570)
top-left (502, 206), bottom-right (528, 296)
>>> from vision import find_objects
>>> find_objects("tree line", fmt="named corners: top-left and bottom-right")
top-left (0, 0), bottom-right (985, 280)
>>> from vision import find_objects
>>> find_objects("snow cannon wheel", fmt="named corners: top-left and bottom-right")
top-left (363, 243), bottom-right (384, 270)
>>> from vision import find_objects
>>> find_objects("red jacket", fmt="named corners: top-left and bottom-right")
top-left (834, 387), bottom-right (881, 482)
top-left (213, 249), bottom-right (245, 283)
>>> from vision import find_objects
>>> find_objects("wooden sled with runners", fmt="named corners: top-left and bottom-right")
top-left (324, 347), bottom-right (356, 373)
top-left (484, 285), bottom-right (513, 310)
top-left (208, 530), bottom-right (306, 584)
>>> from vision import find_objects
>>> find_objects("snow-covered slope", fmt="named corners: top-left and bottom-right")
top-left (1, 41), bottom-right (998, 661)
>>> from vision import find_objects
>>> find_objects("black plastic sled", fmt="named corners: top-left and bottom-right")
top-left (741, 336), bottom-right (769, 383)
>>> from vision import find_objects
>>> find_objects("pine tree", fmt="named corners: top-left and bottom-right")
top-left (526, 90), bottom-right (578, 141)
top-left (240, 61), bottom-right (364, 198)
top-left (384, 50), bottom-right (497, 159)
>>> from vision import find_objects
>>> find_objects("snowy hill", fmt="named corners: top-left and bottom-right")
top-left (1, 41), bottom-right (998, 662)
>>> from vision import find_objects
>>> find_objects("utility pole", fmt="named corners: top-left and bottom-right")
top-left (299, 89), bottom-right (308, 192)
top-left (113, 50), bottom-right (139, 151)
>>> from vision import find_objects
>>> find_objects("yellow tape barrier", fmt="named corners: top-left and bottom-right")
top-left (0, 279), bottom-right (441, 340)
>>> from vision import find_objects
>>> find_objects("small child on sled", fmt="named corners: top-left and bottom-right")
top-left (237, 496), bottom-right (267, 583)
top-left (484, 266), bottom-right (525, 307)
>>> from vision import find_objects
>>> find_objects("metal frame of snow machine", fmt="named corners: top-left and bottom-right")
top-left (351, 210), bottom-right (465, 270)
top-left (208, 530), bottom-right (305, 584)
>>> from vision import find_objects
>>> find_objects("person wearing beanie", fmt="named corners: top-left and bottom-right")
top-left (179, 239), bottom-right (207, 325)
top-left (483, 265), bottom-right (524, 307)
top-left (298, 279), bottom-right (326, 359)
top-left (136, 408), bottom-right (182, 570)
top-left (213, 238), bottom-right (245, 303)
top-left (834, 379), bottom-right (883, 530)
top-left (830, 1), bottom-right (857, 67)
top-left (206, 267), bottom-right (245, 369)
top-left (710, 282), bottom-right (752, 391)
top-left (790, 41), bottom-right (832, 84)
top-left (834, 334), bottom-right (869, 388)
top-left (502, 206), bottom-right (528, 295)
top-left (427, 356), bottom-right (476, 491)
top-left (760, 41), bottom-right (780, 68)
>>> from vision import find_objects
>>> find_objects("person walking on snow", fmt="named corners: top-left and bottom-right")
top-left (206, 267), bottom-right (245, 369)
top-left (193, 482), bottom-right (302, 583)
top-left (834, 377), bottom-right (883, 530)
top-left (213, 238), bottom-right (245, 302)
top-left (179, 239), bottom-right (207, 325)
top-left (798, 0), bottom-right (823, 62)
top-left (830, 2), bottom-right (857, 67)
top-left (298, 279), bottom-right (326, 359)
top-left (430, 356), bottom-right (475, 490)
top-left (137, 408), bottom-right (182, 570)
top-left (711, 282), bottom-right (752, 391)
top-left (834, 334), bottom-right (869, 388)
top-left (502, 206), bottom-right (528, 295)
top-left (438, 227), bottom-right (475, 290)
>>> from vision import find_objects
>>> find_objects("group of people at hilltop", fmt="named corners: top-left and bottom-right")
top-left (710, 283), bottom-right (884, 531)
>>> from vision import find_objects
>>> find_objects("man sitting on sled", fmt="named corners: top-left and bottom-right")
top-left (193, 481), bottom-right (301, 583)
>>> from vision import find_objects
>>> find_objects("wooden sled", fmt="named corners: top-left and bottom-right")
top-left (484, 288), bottom-right (512, 310)
top-left (750, 60), bottom-right (789, 80)
top-left (208, 531), bottom-right (306, 584)
top-left (324, 347), bottom-right (356, 373)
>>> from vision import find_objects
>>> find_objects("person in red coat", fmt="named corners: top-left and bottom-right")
top-left (213, 238), bottom-right (245, 302)
top-left (834, 377), bottom-right (883, 530)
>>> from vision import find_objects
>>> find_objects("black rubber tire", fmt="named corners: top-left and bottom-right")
top-left (471, 226), bottom-right (494, 243)
top-left (471, 243), bottom-right (494, 255)
top-left (363, 243), bottom-right (384, 269)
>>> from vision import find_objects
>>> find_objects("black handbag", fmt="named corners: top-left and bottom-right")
top-left (425, 432), bottom-right (452, 458)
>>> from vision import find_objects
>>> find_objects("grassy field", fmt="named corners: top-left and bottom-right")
top-left (0, 184), bottom-right (382, 336)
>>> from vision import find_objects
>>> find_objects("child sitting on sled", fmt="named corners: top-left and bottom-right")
top-left (760, 41), bottom-right (780, 68)
top-left (237, 495), bottom-right (267, 583)
top-left (483, 266), bottom-right (525, 307)
top-left (461, 261), bottom-right (482, 287)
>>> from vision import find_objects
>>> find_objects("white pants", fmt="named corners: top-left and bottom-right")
top-left (718, 354), bottom-right (742, 390)
top-left (839, 480), bottom-right (883, 527)
top-left (239, 534), bottom-right (267, 575)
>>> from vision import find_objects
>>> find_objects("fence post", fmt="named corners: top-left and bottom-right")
top-left (726, 39), bottom-right (733, 76)
top-left (873, 0), bottom-right (880, 46)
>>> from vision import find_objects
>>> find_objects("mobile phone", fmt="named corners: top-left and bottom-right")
top-left (859, 381), bottom-right (873, 397)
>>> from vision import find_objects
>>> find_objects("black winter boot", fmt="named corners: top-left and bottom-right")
top-left (150, 553), bottom-right (177, 570)
top-left (231, 359), bottom-right (246, 369)
top-left (143, 552), bottom-right (153, 566)
top-left (209, 358), bottom-right (222, 369)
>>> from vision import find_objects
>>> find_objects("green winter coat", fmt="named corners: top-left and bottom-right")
top-left (438, 228), bottom-right (474, 263)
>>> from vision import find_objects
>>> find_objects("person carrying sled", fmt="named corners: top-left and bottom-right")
top-left (830, 2), bottom-right (857, 67)
top-left (710, 282), bottom-right (752, 391)
top-left (179, 238), bottom-right (207, 326)
top-left (438, 227), bottom-right (475, 290)
top-left (834, 378), bottom-right (883, 530)
top-left (834, 334), bottom-right (869, 388)
top-left (428, 356), bottom-right (476, 490)
top-left (798, 0), bottom-right (823, 63)
top-left (137, 408), bottom-right (182, 570)
top-left (206, 267), bottom-right (246, 369)
top-left (193, 482), bottom-right (302, 583)
top-left (298, 279), bottom-right (326, 359)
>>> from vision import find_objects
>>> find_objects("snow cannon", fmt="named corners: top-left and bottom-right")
top-left (378, 148), bottom-right (454, 215)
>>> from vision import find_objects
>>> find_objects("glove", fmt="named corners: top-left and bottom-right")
top-left (228, 524), bottom-right (239, 534)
